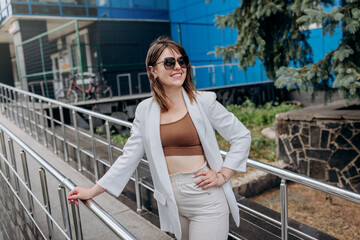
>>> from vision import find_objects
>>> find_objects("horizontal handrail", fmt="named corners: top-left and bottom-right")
top-left (0, 121), bottom-right (137, 240)
top-left (0, 83), bottom-right (133, 128)
top-left (220, 150), bottom-right (360, 204)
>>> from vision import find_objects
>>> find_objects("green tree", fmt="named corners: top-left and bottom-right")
top-left (213, 0), bottom-right (360, 102)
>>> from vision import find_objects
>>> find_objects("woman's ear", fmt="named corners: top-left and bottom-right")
top-left (149, 66), bottom-right (157, 79)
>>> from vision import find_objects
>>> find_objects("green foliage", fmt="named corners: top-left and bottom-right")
top-left (217, 99), bottom-right (301, 162)
top-left (112, 133), bottom-right (130, 146)
top-left (211, 0), bottom-right (334, 80)
top-left (275, 0), bottom-right (360, 103)
top-left (210, 0), bottom-right (360, 102)
top-left (226, 99), bottom-right (301, 129)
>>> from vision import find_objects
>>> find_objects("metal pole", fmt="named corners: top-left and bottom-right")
top-left (0, 130), bottom-right (7, 176)
top-left (8, 138), bottom-right (20, 193)
top-left (75, 20), bottom-right (86, 102)
top-left (21, 150), bottom-right (35, 217)
top-left (105, 121), bottom-right (113, 165)
top-left (25, 95), bottom-right (33, 136)
top-left (89, 116), bottom-right (99, 181)
top-left (20, 93), bottom-right (27, 132)
top-left (58, 184), bottom-right (72, 239)
top-left (16, 92), bottom-right (22, 128)
top-left (31, 96), bottom-right (40, 140)
top-left (39, 38), bottom-right (49, 98)
top-left (72, 110), bottom-right (82, 171)
top-left (59, 106), bottom-right (69, 162)
top-left (71, 200), bottom-right (83, 240)
top-left (134, 169), bottom-right (142, 213)
top-left (48, 102), bottom-right (58, 154)
top-left (40, 100), bottom-right (48, 147)
top-left (280, 178), bottom-right (288, 240)
top-left (39, 166), bottom-right (53, 239)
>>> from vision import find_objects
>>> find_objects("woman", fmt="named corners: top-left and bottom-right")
top-left (68, 37), bottom-right (251, 240)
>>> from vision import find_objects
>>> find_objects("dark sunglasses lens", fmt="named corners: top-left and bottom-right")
top-left (163, 58), bottom-right (176, 70)
top-left (178, 56), bottom-right (188, 68)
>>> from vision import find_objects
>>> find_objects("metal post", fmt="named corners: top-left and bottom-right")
top-left (39, 38), bottom-right (49, 98)
top-left (71, 200), bottom-right (83, 240)
top-left (212, 66), bottom-right (215, 86)
top-left (75, 20), bottom-right (86, 102)
top-left (16, 92), bottom-right (22, 127)
top-left (39, 167), bottom-right (53, 239)
top-left (58, 184), bottom-right (72, 239)
top-left (0, 87), bottom-right (4, 114)
top-left (9, 90), bottom-right (15, 122)
top-left (48, 103), bottom-right (58, 154)
top-left (40, 100), bottom-right (48, 147)
top-left (4, 88), bottom-right (10, 118)
top-left (8, 138), bottom-right (20, 193)
top-left (59, 106), bottom-right (69, 161)
top-left (20, 93), bottom-right (27, 132)
top-left (134, 169), bottom-right (142, 213)
top-left (31, 96), bottom-right (40, 140)
top-left (25, 95), bottom-right (33, 136)
top-left (21, 150), bottom-right (35, 217)
top-left (280, 179), bottom-right (288, 240)
top-left (105, 121), bottom-right (113, 165)
top-left (89, 116), bottom-right (99, 181)
top-left (72, 110), bottom-right (82, 171)
top-left (0, 130), bottom-right (7, 175)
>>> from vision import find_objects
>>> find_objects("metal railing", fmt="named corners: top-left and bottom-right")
top-left (1, 82), bottom-right (360, 240)
top-left (0, 123), bottom-right (136, 239)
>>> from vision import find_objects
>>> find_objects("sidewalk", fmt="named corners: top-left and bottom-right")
top-left (0, 112), bottom-right (172, 240)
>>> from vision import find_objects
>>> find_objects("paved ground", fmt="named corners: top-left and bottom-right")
top-left (0, 112), bottom-right (172, 240)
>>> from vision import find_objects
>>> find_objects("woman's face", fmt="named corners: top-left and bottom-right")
top-left (151, 47), bottom-right (187, 91)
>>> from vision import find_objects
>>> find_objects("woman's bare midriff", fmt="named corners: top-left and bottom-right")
top-left (166, 155), bottom-right (206, 174)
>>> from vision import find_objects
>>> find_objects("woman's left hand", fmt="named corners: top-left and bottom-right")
top-left (193, 169), bottom-right (225, 190)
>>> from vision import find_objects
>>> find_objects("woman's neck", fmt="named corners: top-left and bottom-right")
top-left (164, 87), bottom-right (185, 110)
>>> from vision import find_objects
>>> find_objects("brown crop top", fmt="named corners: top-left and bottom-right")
top-left (160, 112), bottom-right (204, 156)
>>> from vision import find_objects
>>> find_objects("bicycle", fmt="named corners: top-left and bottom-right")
top-left (55, 72), bottom-right (112, 103)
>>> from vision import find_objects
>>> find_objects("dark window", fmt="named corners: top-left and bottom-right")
top-left (62, 6), bottom-right (86, 16)
top-left (31, 5), bottom-right (59, 15)
top-left (88, 7), bottom-right (97, 16)
top-left (12, 4), bottom-right (29, 14)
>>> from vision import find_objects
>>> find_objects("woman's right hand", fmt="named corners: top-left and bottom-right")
top-left (68, 184), bottom-right (106, 206)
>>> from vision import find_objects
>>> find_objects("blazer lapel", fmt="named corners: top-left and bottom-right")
top-left (182, 89), bottom-right (221, 171)
top-left (146, 100), bottom-right (173, 195)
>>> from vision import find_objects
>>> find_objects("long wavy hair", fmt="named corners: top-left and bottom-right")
top-left (145, 36), bottom-right (197, 112)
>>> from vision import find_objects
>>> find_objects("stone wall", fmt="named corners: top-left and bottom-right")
top-left (276, 101), bottom-right (360, 193)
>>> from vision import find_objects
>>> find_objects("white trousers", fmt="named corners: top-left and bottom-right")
top-left (170, 163), bottom-right (230, 240)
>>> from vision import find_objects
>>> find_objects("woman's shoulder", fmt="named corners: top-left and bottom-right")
top-left (195, 90), bottom-right (217, 103)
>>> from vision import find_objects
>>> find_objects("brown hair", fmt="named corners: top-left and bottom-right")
top-left (145, 36), bottom-right (197, 112)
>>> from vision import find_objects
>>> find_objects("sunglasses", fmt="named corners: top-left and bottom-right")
top-left (153, 56), bottom-right (189, 70)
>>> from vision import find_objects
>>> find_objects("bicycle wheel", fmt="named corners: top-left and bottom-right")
top-left (55, 89), bottom-right (78, 103)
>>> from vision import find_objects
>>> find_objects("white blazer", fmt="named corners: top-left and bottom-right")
top-left (97, 89), bottom-right (251, 239)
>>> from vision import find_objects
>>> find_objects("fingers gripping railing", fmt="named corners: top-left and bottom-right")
top-left (0, 122), bottom-right (137, 240)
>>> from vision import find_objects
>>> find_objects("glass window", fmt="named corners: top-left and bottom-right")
top-left (12, 3), bottom-right (29, 14)
top-left (31, 0), bottom-right (58, 3)
top-left (32, 4), bottom-right (59, 14)
top-left (11, 0), bottom-right (28, 2)
top-left (155, 0), bottom-right (167, 10)
top-left (88, 0), bottom-right (109, 7)
top-left (62, 6), bottom-right (86, 16)
top-left (134, 0), bottom-right (154, 9)
top-left (61, 0), bottom-right (85, 5)
top-left (110, 0), bottom-right (132, 8)
top-left (88, 7), bottom-right (97, 16)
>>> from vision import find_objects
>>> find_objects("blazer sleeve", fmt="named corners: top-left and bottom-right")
top-left (97, 104), bottom-right (145, 197)
top-left (205, 92), bottom-right (251, 172)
